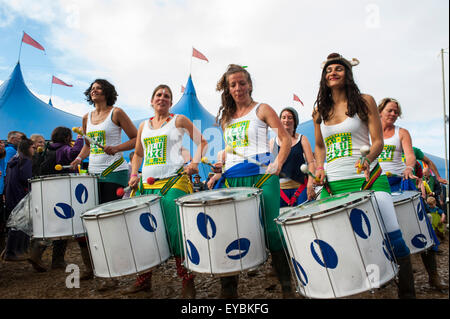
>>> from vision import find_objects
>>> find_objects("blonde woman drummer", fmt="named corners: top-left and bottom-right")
top-left (313, 53), bottom-right (416, 298)
top-left (125, 84), bottom-right (208, 298)
top-left (378, 97), bottom-right (447, 292)
top-left (213, 64), bottom-right (293, 298)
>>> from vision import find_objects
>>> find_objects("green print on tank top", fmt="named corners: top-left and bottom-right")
top-left (144, 135), bottom-right (167, 166)
top-left (88, 130), bottom-right (105, 155)
top-left (378, 144), bottom-right (396, 162)
top-left (325, 132), bottom-right (352, 162)
top-left (224, 120), bottom-right (250, 148)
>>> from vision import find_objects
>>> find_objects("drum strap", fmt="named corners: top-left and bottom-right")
top-left (360, 162), bottom-right (382, 191)
top-left (280, 177), bottom-right (307, 206)
top-left (254, 174), bottom-right (272, 188)
top-left (100, 157), bottom-right (125, 177)
top-left (159, 166), bottom-right (185, 195)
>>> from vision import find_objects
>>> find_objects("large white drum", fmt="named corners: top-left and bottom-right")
top-left (392, 190), bottom-right (434, 255)
top-left (175, 187), bottom-right (267, 276)
top-left (30, 174), bottom-right (99, 239)
top-left (81, 195), bottom-right (171, 278)
top-left (276, 191), bottom-right (398, 299)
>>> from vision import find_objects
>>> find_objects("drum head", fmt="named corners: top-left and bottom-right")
top-left (391, 190), bottom-right (421, 203)
top-left (176, 187), bottom-right (262, 207)
top-left (82, 194), bottom-right (160, 218)
top-left (277, 190), bottom-right (372, 223)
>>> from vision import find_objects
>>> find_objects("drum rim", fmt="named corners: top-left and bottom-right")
top-left (29, 173), bottom-right (98, 182)
top-left (392, 190), bottom-right (421, 204)
top-left (276, 191), bottom-right (373, 225)
top-left (81, 194), bottom-right (161, 219)
top-left (175, 187), bottom-right (263, 207)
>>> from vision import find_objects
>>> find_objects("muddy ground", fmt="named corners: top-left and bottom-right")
top-left (0, 234), bottom-right (448, 302)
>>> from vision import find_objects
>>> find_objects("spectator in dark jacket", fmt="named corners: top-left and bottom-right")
top-left (27, 127), bottom-right (84, 272)
top-left (2, 136), bottom-right (34, 261)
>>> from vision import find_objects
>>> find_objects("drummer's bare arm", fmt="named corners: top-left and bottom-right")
top-left (399, 128), bottom-right (417, 180)
top-left (70, 115), bottom-right (89, 169)
top-left (258, 104), bottom-right (290, 175)
top-left (361, 94), bottom-right (384, 181)
top-left (177, 115), bottom-right (208, 175)
top-left (313, 110), bottom-right (326, 185)
top-left (106, 107), bottom-right (138, 155)
top-left (302, 135), bottom-right (316, 199)
top-left (129, 122), bottom-right (145, 189)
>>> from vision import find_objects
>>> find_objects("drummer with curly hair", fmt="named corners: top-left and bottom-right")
top-left (125, 84), bottom-right (208, 298)
top-left (313, 53), bottom-right (416, 298)
top-left (212, 64), bottom-right (293, 298)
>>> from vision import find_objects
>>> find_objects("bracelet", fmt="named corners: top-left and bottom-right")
top-left (364, 157), bottom-right (371, 165)
top-left (316, 167), bottom-right (324, 171)
top-left (131, 174), bottom-right (138, 177)
top-left (405, 166), bottom-right (414, 170)
top-left (76, 156), bottom-right (83, 161)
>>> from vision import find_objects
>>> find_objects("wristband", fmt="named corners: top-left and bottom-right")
top-left (405, 166), bottom-right (414, 170)
top-left (364, 157), bottom-right (371, 165)
top-left (76, 156), bottom-right (83, 162)
top-left (316, 167), bottom-right (324, 171)
top-left (131, 174), bottom-right (138, 177)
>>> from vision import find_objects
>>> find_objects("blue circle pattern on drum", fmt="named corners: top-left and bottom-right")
top-left (75, 183), bottom-right (89, 204)
top-left (196, 212), bottom-right (217, 239)
top-left (411, 234), bottom-right (428, 249)
top-left (53, 183), bottom-right (89, 220)
top-left (139, 212), bottom-right (158, 232)
top-left (292, 257), bottom-right (308, 286)
top-left (53, 203), bottom-right (75, 219)
top-left (226, 238), bottom-right (251, 260)
top-left (310, 239), bottom-right (338, 269)
top-left (349, 208), bottom-right (372, 239)
top-left (186, 239), bottom-right (200, 265)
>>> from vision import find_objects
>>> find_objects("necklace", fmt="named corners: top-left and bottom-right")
top-left (149, 113), bottom-right (174, 129)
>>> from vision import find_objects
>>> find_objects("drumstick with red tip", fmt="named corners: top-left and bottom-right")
top-left (300, 164), bottom-right (320, 183)
top-left (116, 186), bottom-right (131, 197)
top-left (72, 127), bottom-right (104, 150)
top-left (357, 145), bottom-right (371, 174)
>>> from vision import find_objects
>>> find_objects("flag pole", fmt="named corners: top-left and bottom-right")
top-left (189, 47), bottom-right (193, 76)
top-left (18, 31), bottom-right (24, 63)
top-left (440, 48), bottom-right (449, 225)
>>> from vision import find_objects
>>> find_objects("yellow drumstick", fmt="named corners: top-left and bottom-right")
top-left (72, 127), bottom-right (104, 149)
top-left (55, 164), bottom-right (71, 171)
top-left (357, 145), bottom-right (370, 174)
top-left (201, 157), bottom-right (215, 168)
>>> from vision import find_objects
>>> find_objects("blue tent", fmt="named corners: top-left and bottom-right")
top-left (0, 63), bottom-right (82, 139)
top-left (131, 75), bottom-right (223, 181)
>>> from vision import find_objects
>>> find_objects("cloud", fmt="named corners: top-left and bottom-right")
top-left (1, 0), bottom-right (448, 158)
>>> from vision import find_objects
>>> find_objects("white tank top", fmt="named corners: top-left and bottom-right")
top-left (378, 126), bottom-right (405, 176)
top-left (223, 103), bottom-right (270, 171)
top-left (320, 115), bottom-right (377, 182)
top-left (141, 114), bottom-right (185, 180)
top-left (86, 107), bottom-right (129, 174)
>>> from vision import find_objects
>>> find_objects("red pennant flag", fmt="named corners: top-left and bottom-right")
top-left (52, 76), bottom-right (73, 87)
top-left (22, 32), bottom-right (45, 51)
top-left (181, 85), bottom-right (185, 93)
top-left (192, 47), bottom-right (209, 62)
top-left (293, 93), bottom-right (304, 106)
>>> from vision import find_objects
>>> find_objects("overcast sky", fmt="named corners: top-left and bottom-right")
top-left (0, 0), bottom-right (448, 158)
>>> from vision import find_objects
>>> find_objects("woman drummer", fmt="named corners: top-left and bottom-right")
top-left (270, 107), bottom-right (316, 207)
top-left (378, 97), bottom-right (447, 291)
top-left (125, 84), bottom-right (208, 298)
top-left (70, 79), bottom-right (137, 282)
top-left (313, 53), bottom-right (416, 298)
top-left (213, 64), bottom-right (293, 298)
